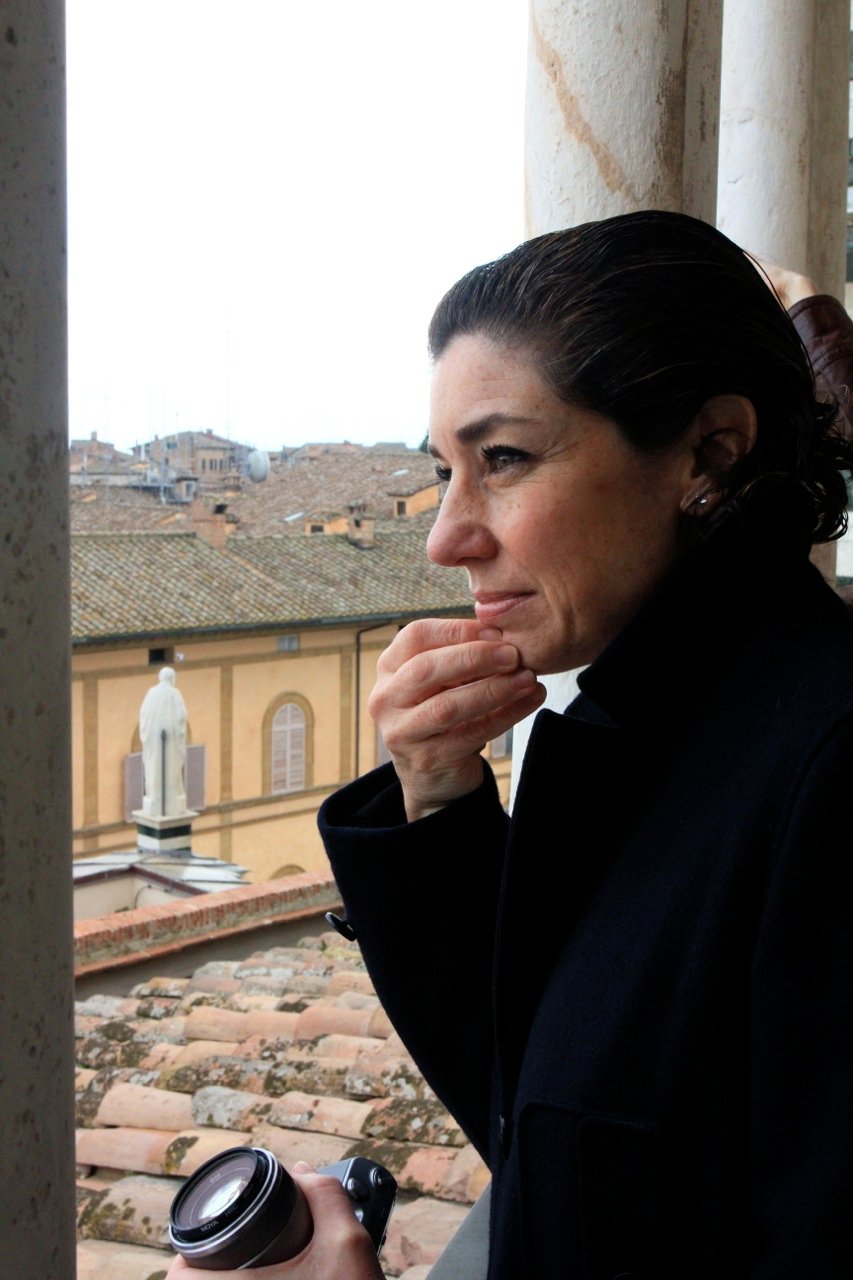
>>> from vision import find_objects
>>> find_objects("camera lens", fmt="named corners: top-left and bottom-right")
top-left (169, 1147), bottom-right (313, 1270)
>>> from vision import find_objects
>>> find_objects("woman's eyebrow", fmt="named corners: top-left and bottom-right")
top-left (427, 413), bottom-right (536, 456)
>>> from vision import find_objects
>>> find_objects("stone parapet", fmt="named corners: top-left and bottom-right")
top-left (74, 873), bottom-right (341, 978)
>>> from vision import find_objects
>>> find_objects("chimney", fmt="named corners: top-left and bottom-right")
top-left (346, 501), bottom-right (375, 549)
top-left (191, 498), bottom-right (232, 549)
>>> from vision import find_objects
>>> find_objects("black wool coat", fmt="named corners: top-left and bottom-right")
top-left (319, 518), bottom-right (853, 1280)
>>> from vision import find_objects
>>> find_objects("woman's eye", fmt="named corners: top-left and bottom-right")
top-left (481, 445), bottom-right (529, 472)
top-left (434, 463), bottom-right (452, 483)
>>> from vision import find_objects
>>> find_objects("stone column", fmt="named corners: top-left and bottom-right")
top-left (513, 0), bottom-right (725, 802)
top-left (525, 0), bottom-right (724, 236)
top-left (718, 0), bottom-right (849, 584)
top-left (0, 2), bottom-right (76, 1276)
top-left (718, 0), bottom-right (849, 298)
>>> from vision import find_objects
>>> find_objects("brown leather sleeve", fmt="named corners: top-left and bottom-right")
top-left (789, 294), bottom-right (853, 439)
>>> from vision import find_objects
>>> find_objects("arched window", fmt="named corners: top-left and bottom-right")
top-left (271, 702), bottom-right (306, 794)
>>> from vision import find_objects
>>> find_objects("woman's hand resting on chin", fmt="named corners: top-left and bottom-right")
top-left (165, 1167), bottom-right (385, 1280)
top-left (369, 617), bottom-right (546, 821)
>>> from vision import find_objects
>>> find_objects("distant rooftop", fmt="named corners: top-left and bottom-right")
top-left (71, 443), bottom-right (440, 536)
top-left (71, 529), bottom-right (471, 644)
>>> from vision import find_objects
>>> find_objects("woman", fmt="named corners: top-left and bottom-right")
top-left (318, 213), bottom-right (853, 1279)
top-left (167, 213), bottom-right (853, 1279)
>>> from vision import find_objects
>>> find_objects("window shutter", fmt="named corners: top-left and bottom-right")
top-left (124, 752), bottom-right (144, 821)
top-left (186, 744), bottom-right (206, 811)
top-left (271, 703), bottom-right (306, 793)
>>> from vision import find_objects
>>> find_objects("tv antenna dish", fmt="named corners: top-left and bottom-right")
top-left (246, 450), bottom-right (270, 483)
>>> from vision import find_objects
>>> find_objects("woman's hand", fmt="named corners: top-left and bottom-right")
top-left (165, 1168), bottom-right (385, 1280)
top-left (369, 618), bottom-right (546, 821)
top-left (751, 255), bottom-right (820, 310)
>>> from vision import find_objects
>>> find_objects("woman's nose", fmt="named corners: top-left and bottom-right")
top-left (426, 484), bottom-right (497, 566)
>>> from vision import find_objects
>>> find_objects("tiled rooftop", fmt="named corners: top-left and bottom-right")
top-left (70, 445), bottom-right (441, 536)
top-left (71, 530), bottom-right (471, 643)
top-left (75, 931), bottom-right (483, 1279)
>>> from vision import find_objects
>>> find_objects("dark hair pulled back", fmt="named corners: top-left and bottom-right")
top-left (428, 211), bottom-right (852, 544)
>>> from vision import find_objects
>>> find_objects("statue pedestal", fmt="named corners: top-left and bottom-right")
top-left (132, 810), bottom-right (199, 855)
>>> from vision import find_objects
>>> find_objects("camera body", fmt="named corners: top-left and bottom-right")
top-left (169, 1146), bottom-right (396, 1270)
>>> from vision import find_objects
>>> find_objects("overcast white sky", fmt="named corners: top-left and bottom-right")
top-left (66, 1), bottom-right (527, 454)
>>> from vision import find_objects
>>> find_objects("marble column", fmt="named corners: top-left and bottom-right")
top-left (718, 0), bottom-right (849, 583)
top-left (513, 0), bottom-right (725, 800)
top-left (718, 0), bottom-right (849, 298)
top-left (525, 0), bottom-right (724, 236)
top-left (0, 1), bottom-right (76, 1275)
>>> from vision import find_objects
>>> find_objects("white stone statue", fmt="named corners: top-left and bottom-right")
top-left (139, 667), bottom-right (188, 817)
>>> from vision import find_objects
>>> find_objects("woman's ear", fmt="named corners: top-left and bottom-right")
top-left (680, 395), bottom-right (757, 515)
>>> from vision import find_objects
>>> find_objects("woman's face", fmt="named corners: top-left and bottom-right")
top-left (426, 333), bottom-right (698, 674)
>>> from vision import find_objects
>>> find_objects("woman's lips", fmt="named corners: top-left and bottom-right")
top-left (473, 591), bottom-right (534, 624)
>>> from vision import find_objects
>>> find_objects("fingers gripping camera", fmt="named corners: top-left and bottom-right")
top-left (168, 1146), bottom-right (397, 1270)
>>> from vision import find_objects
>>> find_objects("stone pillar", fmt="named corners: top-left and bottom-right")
top-left (0, 2), bottom-right (76, 1276)
top-left (525, 0), bottom-right (724, 236)
top-left (718, 0), bottom-right (849, 584)
top-left (718, 0), bottom-right (849, 298)
top-left (514, 0), bottom-right (725, 801)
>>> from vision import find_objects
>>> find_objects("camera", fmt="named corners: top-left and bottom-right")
top-left (168, 1146), bottom-right (397, 1270)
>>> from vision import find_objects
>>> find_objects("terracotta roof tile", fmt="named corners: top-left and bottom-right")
top-left (77, 1173), bottom-right (177, 1249)
top-left (165, 1128), bottom-right (252, 1176)
top-left (76, 1127), bottom-right (174, 1177)
top-left (166, 1039), bottom-right (241, 1067)
top-left (95, 1083), bottom-right (193, 1131)
top-left (77, 1237), bottom-right (173, 1280)
top-left (72, 528), bottom-right (470, 642)
top-left (383, 1198), bottom-right (470, 1274)
top-left (75, 930), bottom-right (484, 1277)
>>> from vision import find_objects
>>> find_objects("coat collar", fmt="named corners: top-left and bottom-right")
top-left (573, 510), bottom-right (837, 731)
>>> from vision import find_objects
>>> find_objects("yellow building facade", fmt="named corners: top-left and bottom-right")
top-left (71, 529), bottom-right (511, 880)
